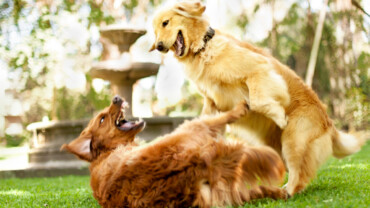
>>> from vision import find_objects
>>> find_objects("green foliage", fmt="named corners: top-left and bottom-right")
top-left (1, 0), bottom-right (369, 126)
top-left (11, 0), bottom-right (27, 25)
top-left (123, 0), bottom-right (138, 14)
top-left (2, 131), bottom-right (30, 147)
top-left (277, 3), bottom-right (306, 58)
top-left (0, 0), bottom-right (116, 123)
top-left (55, 77), bottom-right (111, 120)
top-left (258, 2), bottom-right (307, 62)
top-left (87, 0), bottom-right (115, 27)
top-left (253, 1), bottom-right (368, 128)
top-left (236, 13), bottom-right (249, 30)
top-left (311, 21), bottom-right (333, 97)
top-left (149, 0), bottom-right (165, 7)
top-left (344, 88), bottom-right (369, 130)
top-left (357, 52), bottom-right (370, 96)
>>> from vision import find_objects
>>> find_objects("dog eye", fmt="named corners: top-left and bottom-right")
top-left (100, 116), bottom-right (105, 124)
top-left (162, 20), bottom-right (169, 27)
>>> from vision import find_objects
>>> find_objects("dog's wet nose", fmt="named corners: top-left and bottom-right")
top-left (157, 41), bottom-right (165, 51)
top-left (112, 95), bottom-right (123, 105)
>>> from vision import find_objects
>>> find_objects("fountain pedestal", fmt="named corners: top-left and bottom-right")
top-left (91, 61), bottom-right (159, 117)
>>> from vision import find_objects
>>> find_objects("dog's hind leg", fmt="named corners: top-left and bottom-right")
top-left (281, 117), bottom-right (333, 196)
top-left (201, 96), bottom-right (218, 115)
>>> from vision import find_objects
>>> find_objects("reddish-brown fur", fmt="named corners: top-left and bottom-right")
top-left (62, 96), bottom-right (286, 207)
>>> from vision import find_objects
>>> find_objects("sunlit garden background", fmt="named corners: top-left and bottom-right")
top-left (0, 0), bottom-right (369, 207)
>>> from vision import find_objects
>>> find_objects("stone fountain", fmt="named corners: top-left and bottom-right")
top-left (24, 26), bottom-right (189, 172)
top-left (91, 26), bottom-right (159, 117)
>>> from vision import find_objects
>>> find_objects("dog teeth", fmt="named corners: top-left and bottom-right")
top-left (120, 108), bottom-right (126, 119)
top-left (134, 118), bottom-right (143, 124)
top-left (123, 101), bottom-right (129, 109)
top-left (116, 105), bottom-right (129, 126)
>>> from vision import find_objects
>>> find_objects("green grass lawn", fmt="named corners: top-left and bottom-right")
top-left (0, 142), bottom-right (369, 208)
top-left (0, 176), bottom-right (99, 208)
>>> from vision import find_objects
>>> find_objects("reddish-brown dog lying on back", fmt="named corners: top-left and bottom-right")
top-left (61, 96), bottom-right (287, 208)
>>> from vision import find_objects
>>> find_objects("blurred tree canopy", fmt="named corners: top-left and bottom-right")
top-left (0, 0), bottom-right (160, 123)
top-left (0, 0), bottom-right (369, 130)
top-left (253, 0), bottom-right (370, 130)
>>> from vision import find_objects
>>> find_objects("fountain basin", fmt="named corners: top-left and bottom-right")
top-left (100, 26), bottom-right (146, 53)
top-left (27, 117), bottom-right (190, 163)
top-left (91, 61), bottom-right (159, 82)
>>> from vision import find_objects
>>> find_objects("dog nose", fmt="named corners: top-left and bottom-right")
top-left (157, 41), bottom-right (165, 51)
top-left (112, 95), bottom-right (123, 105)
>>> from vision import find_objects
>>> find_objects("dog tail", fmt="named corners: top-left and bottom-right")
top-left (332, 129), bottom-right (365, 158)
top-left (242, 146), bottom-right (286, 186)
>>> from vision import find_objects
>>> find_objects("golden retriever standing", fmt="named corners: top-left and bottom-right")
top-left (150, 0), bottom-right (364, 196)
top-left (62, 96), bottom-right (287, 207)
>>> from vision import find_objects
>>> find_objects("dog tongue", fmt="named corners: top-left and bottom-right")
top-left (175, 34), bottom-right (183, 56)
top-left (121, 122), bottom-right (134, 129)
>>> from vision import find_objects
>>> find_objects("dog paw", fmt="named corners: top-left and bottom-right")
top-left (280, 188), bottom-right (290, 200)
top-left (281, 183), bottom-right (292, 199)
top-left (262, 186), bottom-right (289, 200)
top-left (274, 116), bottom-right (288, 129)
top-left (233, 101), bottom-right (249, 118)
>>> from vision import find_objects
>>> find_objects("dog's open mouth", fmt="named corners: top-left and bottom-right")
top-left (173, 30), bottom-right (185, 57)
top-left (115, 102), bottom-right (145, 131)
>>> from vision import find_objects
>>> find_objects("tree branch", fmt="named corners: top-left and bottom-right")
top-left (351, 0), bottom-right (370, 17)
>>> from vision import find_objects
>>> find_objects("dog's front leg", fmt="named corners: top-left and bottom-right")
top-left (202, 101), bottom-right (249, 134)
top-left (201, 96), bottom-right (218, 115)
top-left (245, 73), bottom-right (289, 129)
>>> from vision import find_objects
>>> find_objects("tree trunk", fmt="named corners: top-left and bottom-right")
top-left (305, 0), bottom-right (329, 87)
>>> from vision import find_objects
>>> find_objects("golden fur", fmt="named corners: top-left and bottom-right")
top-left (151, 0), bottom-right (364, 196)
top-left (62, 96), bottom-right (287, 207)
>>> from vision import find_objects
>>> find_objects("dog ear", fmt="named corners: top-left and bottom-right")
top-left (174, 1), bottom-right (206, 18)
top-left (61, 133), bottom-right (93, 162)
